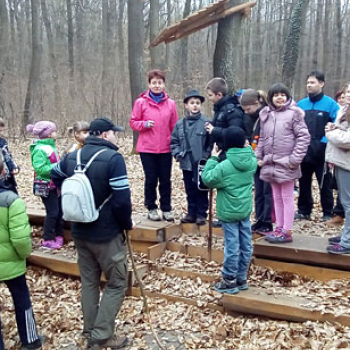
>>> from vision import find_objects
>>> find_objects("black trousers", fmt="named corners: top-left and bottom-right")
top-left (334, 192), bottom-right (345, 217)
top-left (41, 190), bottom-right (63, 240)
top-left (140, 152), bottom-right (172, 212)
top-left (0, 274), bottom-right (40, 349)
top-left (183, 170), bottom-right (209, 218)
top-left (254, 167), bottom-right (273, 224)
top-left (297, 162), bottom-right (334, 216)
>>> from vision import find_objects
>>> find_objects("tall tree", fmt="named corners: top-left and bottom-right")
top-left (312, 0), bottom-right (323, 68)
top-left (75, 0), bottom-right (85, 88)
top-left (282, 0), bottom-right (310, 90)
top-left (181, 0), bottom-right (192, 93)
top-left (149, 0), bottom-right (163, 69)
top-left (128, 0), bottom-right (144, 149)
top-left (66, 0), bottom-right (75, 98)
top-left (0, 0), bottom-right (9, 117)
top-left (213, 0), bottom-right (244, 93)
top-left (100, 0), bottom-right (109, 114)
top-left (23, 0), bottom-right (42, 128)
top-left (334, 0), bottom-right (342, 93)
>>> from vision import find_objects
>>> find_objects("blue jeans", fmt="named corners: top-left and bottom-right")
top-left (222, 217), bottom-right (252, 281)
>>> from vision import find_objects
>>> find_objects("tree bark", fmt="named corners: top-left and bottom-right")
top-left (75, 0), bottom-right (85, 88)
top-left (23, 0), bottom-right (42, 128)
top-left (181, 0), bottom-right (192, 93)
top-left (128, 0), bottom-right (144, 149)
top-left (213, 0), bottom-right (244, 94)
top-left (334, 0), bottom-right (342, 93)
top-left (66, 0), bottom-right (75, 98)
top-left (149, 0), bottom-right (164, 69)
top-left (0, 0), bottom-right (9, 118)
top-left (101, 0), bottom-right (109, 115)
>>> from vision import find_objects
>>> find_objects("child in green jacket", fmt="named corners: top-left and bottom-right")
top-left (0, 159), bottom-right (43, 350)
top-left (27, 121), bottom-right (63, 249)
top-left (202, 126), bottom-right (257, 294)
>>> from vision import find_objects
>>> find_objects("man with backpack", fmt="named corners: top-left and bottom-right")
top-left (51, 117), bottom-right (133, 350)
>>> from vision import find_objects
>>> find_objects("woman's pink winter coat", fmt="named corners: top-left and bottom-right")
top-left (130, 90), bottom-right (178, 153)
top-left (255, 99), bottom-right (310, 184)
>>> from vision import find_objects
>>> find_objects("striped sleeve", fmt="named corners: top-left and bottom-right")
top-left (109, 175), bottom-right (130, 191)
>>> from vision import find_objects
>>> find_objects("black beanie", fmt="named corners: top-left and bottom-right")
top-left (223, 126), bottom-right (246, 149)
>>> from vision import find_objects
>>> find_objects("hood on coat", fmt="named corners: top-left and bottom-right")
top-left (214, 95), bottom-right (240, 112)
top-left (226, 147), bottom-right (256, 172)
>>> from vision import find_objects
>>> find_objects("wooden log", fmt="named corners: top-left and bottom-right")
top-left (252, 257), bottom-right (350, 282)
top-left (254, 234), bottom-right (350, 271)
top-left (223, 287), bottom-right (350, 326)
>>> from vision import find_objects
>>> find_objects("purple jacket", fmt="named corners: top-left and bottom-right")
top-left (256, 100), bottom-right (310, 184)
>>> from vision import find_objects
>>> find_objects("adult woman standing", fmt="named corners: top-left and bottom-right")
top-left (326, 83), bottom-right (350, 254)
top-left (130, 70), bottom-right (178, 221)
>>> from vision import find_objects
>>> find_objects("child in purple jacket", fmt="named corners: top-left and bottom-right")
top-left (256, 83), bottom-right (310, 243)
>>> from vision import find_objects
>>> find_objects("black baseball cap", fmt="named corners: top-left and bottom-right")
top-left (89, 117), bottom-right (124, 135)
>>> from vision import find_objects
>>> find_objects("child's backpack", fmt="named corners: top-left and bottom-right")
top-left (61, 148), bottom-right (110, 222)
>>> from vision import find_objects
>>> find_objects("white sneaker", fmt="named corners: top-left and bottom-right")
top-left (162, 211), bottom-right (174, 222)
top-left (148, 209), bottom-right (161, 221)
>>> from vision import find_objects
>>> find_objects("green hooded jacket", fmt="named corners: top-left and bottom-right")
top-left (202, 146), bottom-right (257, 222)
top-left (0, 190), bottom-right (32, 281)
top-left (29, 138), bottom-right (59, 182)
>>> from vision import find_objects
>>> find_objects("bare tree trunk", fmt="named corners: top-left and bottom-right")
top-left (66, 0), bottom-right (75, 98)
top-left (165, 0), bottom-right (172, 68)
top-left (128, 0), bottom-right (144, 150)
top-left (0, 0), bottom-right (9, 118)
top-left (213, 0), bottom-right (244, 94)
top-left (282, 0), bottom-right (310, 91)
top-left (23, 0), bottom-right (42, 128)
top-left (323, 0), bottom-right (330, 74)
top-left (101, 0), bottom-right (109, 115)
top-left (75, 0), bottom-right (84, 88)
top-left (41, 0), bottom-right (61, 118)
top-left (181, 0), bottom-right (192, 93)
top-left (311, 0), bottom-right (323, 68)
top-left (334, 0), bottom-right (342, 93)
top-left (149, 0), bottom-right (163, 69)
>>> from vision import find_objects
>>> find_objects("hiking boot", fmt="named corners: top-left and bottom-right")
top-left (322, 214), bottom-right (333, 222)
top-left (212, 220), bottom-right (222, 228)
top-left (162, 211), bottom-right (174, 222)
top-left (181, 214), bottom-right (196, 224)
top-left (327, 244), bottom-right (350, 255)
top-left (22, 335), bottom-right (46, 350)
top-left (88, 335), bottom-right (128, 349)
top-left (148, 209), bottom-right (161, 221)
top-left (42, 239), bottom-right (61, 249)
top-left (55, 236), bottom-right (64, 247)
top-left (214, 278), bottom-right (239, 294)
top-left (328, 235), bottom-right (342, 244)
top-left (325, 215), bottom-right (344, 226)
top-left (196, 216), bottom-right (206, 226)
top-left (265, 229), bottom-right (293, 243)
top-left (251, 221), bottom-right (262, 232)
top-left (237, 279), bottom-right (249, 291)
top-left (294, 213), bottom-right (311, 221)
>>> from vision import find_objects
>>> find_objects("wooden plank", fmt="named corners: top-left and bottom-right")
top-left (147, 242), bottom-right (166, 261)
top-left (154, 265), bottom-right (219, 282)
top-left (130, 287), bottom-right (224, 312)
top-left (27, 208), bottom-right (46, 225)
top-left (223, 287), bottom-right (350, 326)
top-left (187, 245), bottom-right (224, 263)
top-left (128, 226), bottom-right (165, 242)
top-left (254, 234), bottom-right (350, 271)
top-left (166, 242), bottom-right (187, 254)
top-left (252, 258), bottom-right (350, 282)
top-left (130, 241), bottom-right (156, 255)
top-left (164, 224), bottom-right (182, 241)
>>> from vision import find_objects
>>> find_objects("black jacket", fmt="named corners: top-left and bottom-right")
top-left (51, 136), bottom-right (133, 242)
top-left (244, 106), bottom-right (265, 144)
top-left (210, 95), bottom-right (245, 151)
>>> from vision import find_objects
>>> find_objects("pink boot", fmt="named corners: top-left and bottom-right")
top-left (42, 239), bottom-right (61, 249)
top-left (55, 236), bottom-right (64, 247)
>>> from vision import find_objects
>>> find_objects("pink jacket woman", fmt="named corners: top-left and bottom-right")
top-left (256, 99), bottom-right (310, 184)
top-left (130, 91), bottom-right (178, 154)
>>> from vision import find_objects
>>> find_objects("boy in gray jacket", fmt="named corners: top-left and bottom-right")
top-left (171, 90), bottom-right (211, 225)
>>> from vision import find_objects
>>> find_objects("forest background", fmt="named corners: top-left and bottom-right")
top-left (0, 0), bottom-right (349, 136)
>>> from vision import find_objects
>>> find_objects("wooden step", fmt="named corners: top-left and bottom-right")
top-left (254, 234), bottom-right (350, 271)
top-left (222, 287), bottom-right (350, 326)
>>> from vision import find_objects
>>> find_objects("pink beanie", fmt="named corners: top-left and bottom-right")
top-left (26, 121), bottom-right (57, 139)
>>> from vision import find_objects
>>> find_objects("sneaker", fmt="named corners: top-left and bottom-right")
top-left (325, 215), bottom-right (344, 226)
top-left (327, 243), bottom-right (350, 255)
top-left (41, 239), bottom-right (61, 249)
top-left (148, 209), bottom-right (161, 221)
top-left (181, 214), bottom-right (196, 224)
top-left (88, 335), bottom-right (128, 349)
top-left (328, 235), bottom-right (342, 244)
top-left (294, 213), bottom-right (311, 220)
top-left (55, 236), bottom-right (64, 247)
top-left (162, 211), bottom-right (174, 222)
top-left (256, 224), bottom-right (274, 235)
top-left (22, 335), bottom-right (45, 350)
top-left (322, 214), bottom-right (333, 222)
top-left (251, 221), bottom-right (262, 232)
top-left (212, 220), bottom-right (222, 228)
top-left (196, 216), bottom-right (206, 226)
top-left (265, 229), bottom-right (293, 243)
top-left (237, 279), bottom-right (249, 291)
top-left (214, 278), bottom-right (239, 294)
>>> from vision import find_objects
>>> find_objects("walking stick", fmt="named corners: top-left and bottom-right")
top-left (208, 188), bottom-right (213, 262)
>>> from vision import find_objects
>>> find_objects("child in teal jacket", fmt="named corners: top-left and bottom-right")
top-left (27, 121), bottom-right (63, 249)
top-left (0, 159), bottom-right (43, 350)
top-left (202, 126), bottom-right (257, 294)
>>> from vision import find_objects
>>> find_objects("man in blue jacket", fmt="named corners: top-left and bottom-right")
top-left (296, 71), bottom-right (340, 221)
top-left (51, 118), bottom-right (133, 350)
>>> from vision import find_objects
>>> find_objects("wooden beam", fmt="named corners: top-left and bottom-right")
top-left (147, 242), bottom-right (167, 261)
top-left (254, 234), bottom-right (350, 271)
top-left (223, 287), bottom-right (350, 326)
top-left (252, 257), bottom-right (350, 282)
top-left (153, 265), bottom-right (219, 282)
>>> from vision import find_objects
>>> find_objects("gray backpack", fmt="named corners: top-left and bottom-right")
top-left (61, 148), bottom-right (110, 222)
